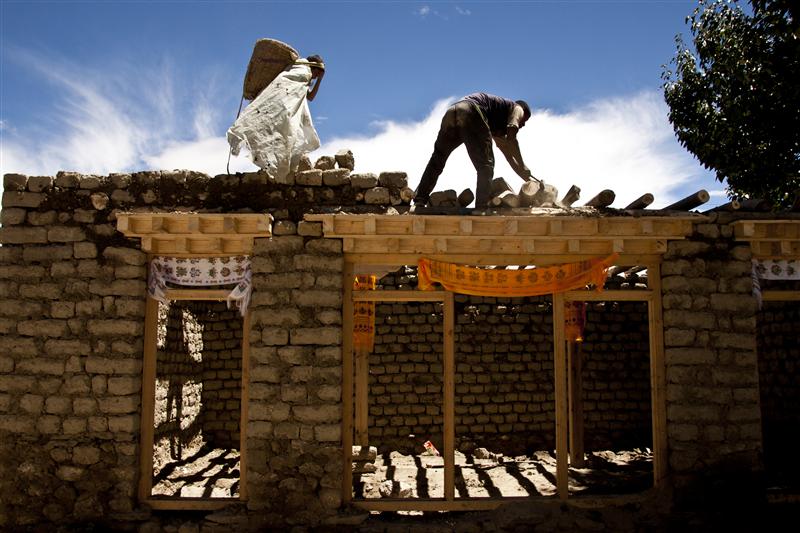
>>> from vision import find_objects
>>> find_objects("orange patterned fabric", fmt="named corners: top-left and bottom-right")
top-left (565, 301), bottom-right (587, 342)
top-left (417, 254), bottom-right (618, 297)
top-left (353, 275), bottom-right (377, 353)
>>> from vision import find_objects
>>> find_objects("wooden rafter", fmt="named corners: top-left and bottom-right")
top-left (117, 213), bottom-right (272, 255)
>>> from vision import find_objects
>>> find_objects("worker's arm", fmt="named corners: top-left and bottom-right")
top-left (307, 68), bottom-right (325, 101)
top-left (494, 136), bottom-right (537, 182)
top-left (505, 104), bottom-right (526, 140)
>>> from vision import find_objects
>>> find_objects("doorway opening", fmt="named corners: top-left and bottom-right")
top-left (756, 281), bottom-right (800, 494)
top-left (346, 262), bottom-right (664, 510)
top-left (140, 292), bottom-right (249, 509)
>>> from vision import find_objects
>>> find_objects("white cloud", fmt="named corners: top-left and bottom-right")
top-left (417, 5), bottom-right (431, 17)
top-left (0, 49), bottom-right (242, 179)
top-left (455, 6), bottom-right (472, 16)
top-left (314, 91), bottom-right (717, 208)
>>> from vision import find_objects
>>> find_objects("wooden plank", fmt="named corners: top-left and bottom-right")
top-left (413, 218), bottom-right (426, 235)
top-left (342, 263), bottom-right (355, 503)
top-left (552, 292), bottom-right (569, 499)
top-left (364, 218), bottom-right (376, 234)
top-left (355, 347), bottom-right (369, 446)
top-left (353, 290), bottom-right (447, 302)
top-left (353, 498), bottom-right (510, 511)
top-left (567, 342), bottom-right (585, 467)
top-left (564, 290), bottom-right (653, 302)
top-left (138, 296), bottom-right (159, 501)
top-left (239, 312), bottom-right (250, 500)
top-left (347, 253), bottom-right (663, 267)
top-left (762, 291), bottom-right (800, 302)
top-left (164, 289), bottom-right (231, 301)
top-left (504, 219), bottom-right (518, 235)
top-left (459, 219), bottom-right (473, 235)
top-left (376, 218), bottom-right (412, 235)
top-left (443, 292), bottom-right (455, 501)
top-left (144, 498), bottom-right (239, 511)
top-left (647, 262), bottom-right (668, 487)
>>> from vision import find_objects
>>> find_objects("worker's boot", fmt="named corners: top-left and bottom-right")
top-left (474, 167), bottom-right (494, 208)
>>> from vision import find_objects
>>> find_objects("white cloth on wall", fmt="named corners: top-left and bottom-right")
top-left (753, 259), bottom-right (800, 280)
top-left (752, 258), bottom-right (799, 309)
top-left (227, 61), bottom-right (320, 182)
top-left (148, 256), bottom-right (252, 316)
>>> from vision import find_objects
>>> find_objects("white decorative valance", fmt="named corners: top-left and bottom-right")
top-left (148, 256), bottom-right (252, 315)
top-left (753, 259), bottom-right (800, 280)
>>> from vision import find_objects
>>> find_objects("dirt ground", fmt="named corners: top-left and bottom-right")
top-left (354, 448), bottom-right (653, 500)
top-left (151, 446), bottom-right (240, 498)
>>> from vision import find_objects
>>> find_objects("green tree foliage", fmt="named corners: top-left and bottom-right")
top-left (663, 0), bottom-right (800, 208)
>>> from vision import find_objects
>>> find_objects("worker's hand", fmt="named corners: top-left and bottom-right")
top-left (521, 167), bottom-right (540, 183)
top-left (506, 125), bottom-right (519, 139)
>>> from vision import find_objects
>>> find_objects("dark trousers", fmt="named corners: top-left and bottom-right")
top-left (415, 101), bottom-right (495, 207)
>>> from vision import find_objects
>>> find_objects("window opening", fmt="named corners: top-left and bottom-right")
top-left (567, 300), bottom-right (653, 495)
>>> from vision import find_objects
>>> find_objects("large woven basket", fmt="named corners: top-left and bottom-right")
top-left (242, 38), bottom-right (300, 100)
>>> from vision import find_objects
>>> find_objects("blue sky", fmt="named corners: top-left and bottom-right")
top-left (1, 0), bottom-right (724, 208)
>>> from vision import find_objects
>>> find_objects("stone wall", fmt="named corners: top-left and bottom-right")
top-left (0, 175), bottom-right (147, 527)
top-left (368, 272), bottom-right (652, 456)
top-left (661, 217), bottom-right (762, 505)
top-left (0, 164), bottom-right (396, 528)
top-left (154, 302), bottom-right (205, 471)
top-left (196, 301), bottom-right (243, 449)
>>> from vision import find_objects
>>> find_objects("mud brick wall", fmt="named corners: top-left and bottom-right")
top-left (0, 177), bottom-right (148, 527)
top-left (581, 301), bottom-right (652, 450)
top-left (0, 165), bottom-right (407, 529)
top-left (661, 218), bottom-right (762, 505)
top-left (757, 299), bottom-right (800, 472)
top-left (369, 272), bottom-right (652, 456)
top-left (195, 301), bottom-right (243, 449)
top-left (154, 302), bottom-right (205, 469)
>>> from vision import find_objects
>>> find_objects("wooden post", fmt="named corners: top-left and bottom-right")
top-left (138, 295), bottom-right (159, 501)
top-left (355, 347), bottom-right (369, 446)
top-left (552, 292), bottom-right (569, 499)
top-left (443, 292), bottom-right (456, 501)
top-left (647, 263), bottom-right (668, 486)
top-left (239, 311), bottom-right (250, 499)
top-left (342, 263), bottom-right (355, 503)
top-left (567, 341), bottom-right (585, 467)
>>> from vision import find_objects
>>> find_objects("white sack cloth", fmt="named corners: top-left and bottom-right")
top-left (227, 61), bottom-right (320, 181)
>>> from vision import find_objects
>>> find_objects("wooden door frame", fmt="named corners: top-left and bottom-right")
top-left (138, 289), bottom-right (250, 510)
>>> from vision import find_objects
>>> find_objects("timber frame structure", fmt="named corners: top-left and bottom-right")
top-left (307, 212), bottom-right (698, 511)
top-left (117, 212), bottom-right (271, 510)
